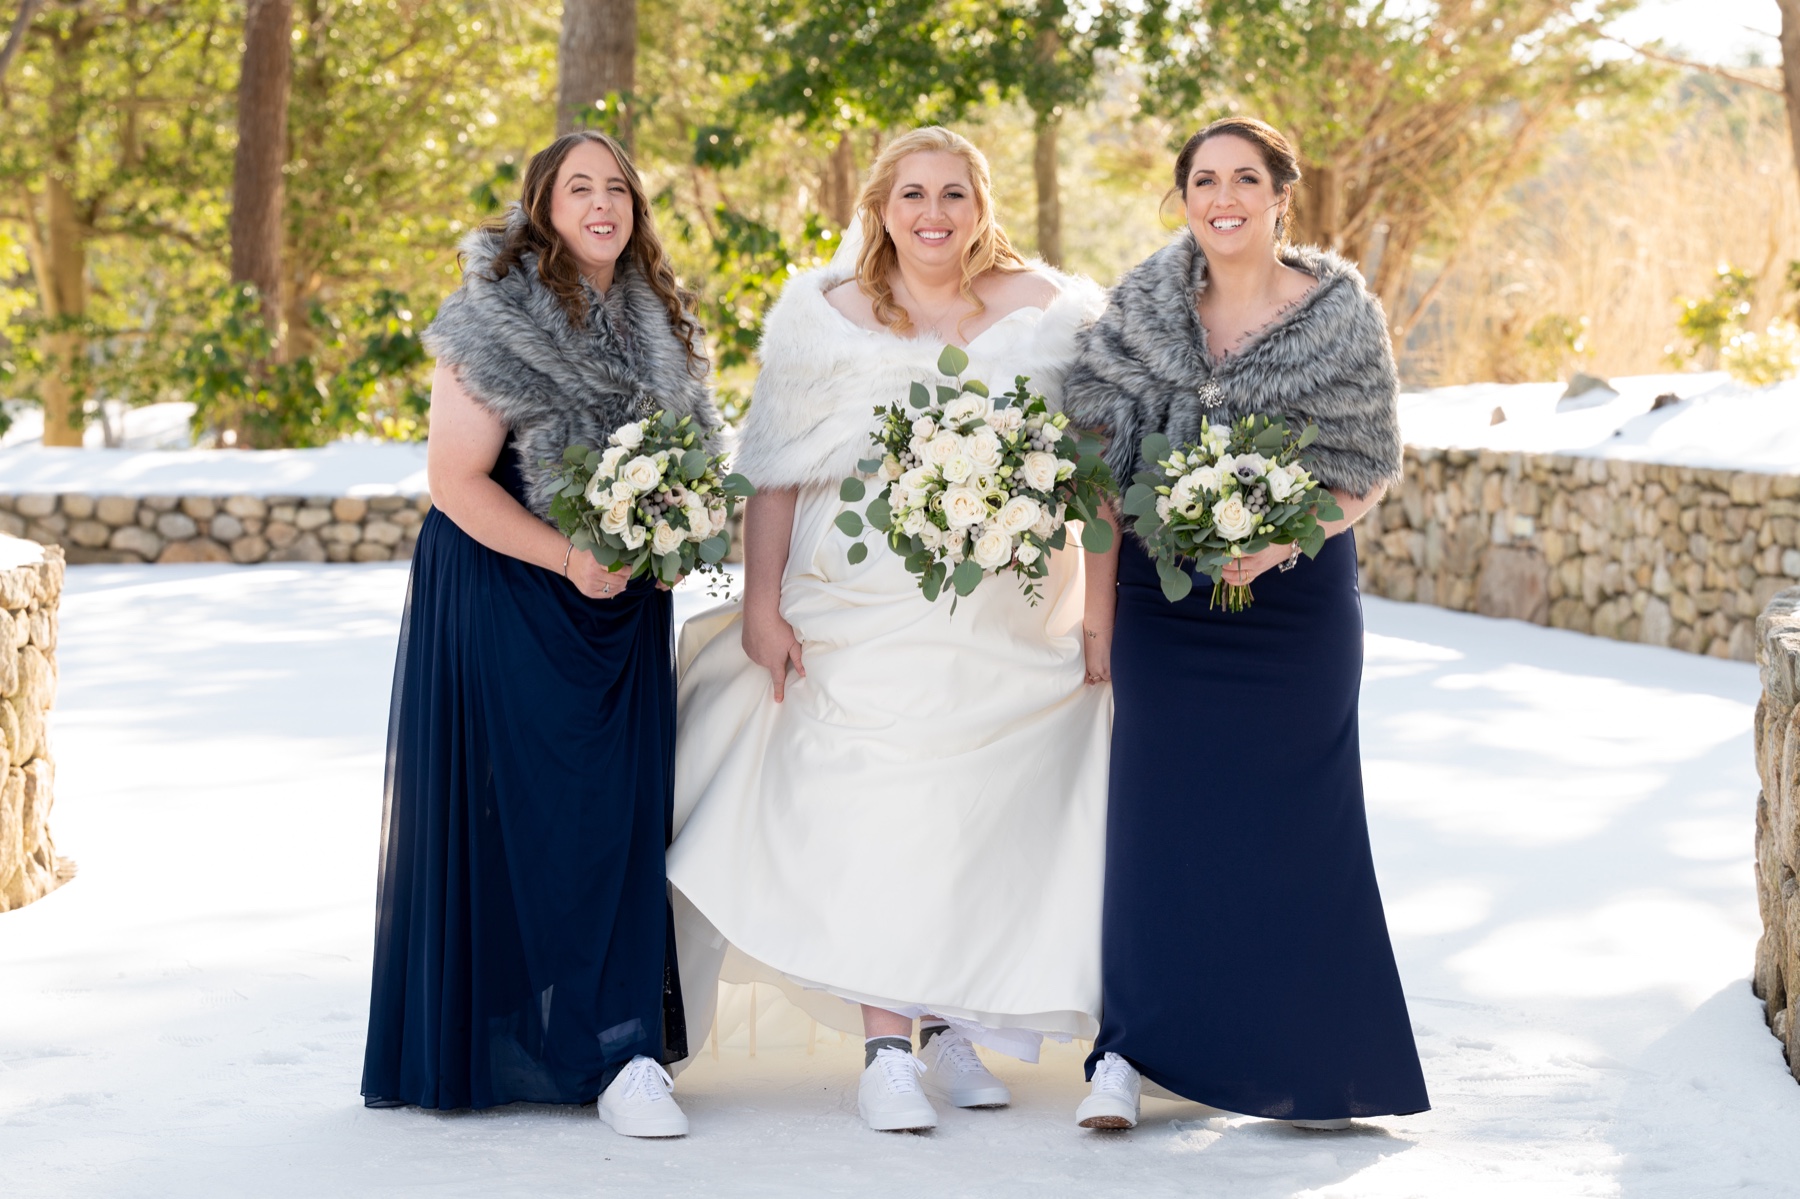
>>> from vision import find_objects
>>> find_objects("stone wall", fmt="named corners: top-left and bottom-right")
top-left (1754, 588), bottom-right (1800, 1077)
top-left (0, 494), bottom-right (429, 565)
top-left (1357, 447), bottom-right (1800, 661)
top-left (0, 538), bottom-right (68, 913)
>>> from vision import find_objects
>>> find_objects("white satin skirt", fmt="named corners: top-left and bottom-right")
top-left (668, 484), bottom-right (1111, 1062)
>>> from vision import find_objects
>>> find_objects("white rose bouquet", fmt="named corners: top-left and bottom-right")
top-left (548, 410), bottom-right (755, 589)
top-left (1121, 415), bottom-right (1344, 610)
top-left (836, 344), bottom-right (1116, 606)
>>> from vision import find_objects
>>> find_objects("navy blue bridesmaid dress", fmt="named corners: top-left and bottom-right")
top-left (1088, 531), bottom-right (1428, 1120)
top-left (361, 441), bottom-right (686, 1110)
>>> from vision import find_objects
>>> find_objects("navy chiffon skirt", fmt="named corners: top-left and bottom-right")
top-left (362, 452), bottom-right (686, 1110)
top-left (1088, 532), bottom-right (1428, 1120)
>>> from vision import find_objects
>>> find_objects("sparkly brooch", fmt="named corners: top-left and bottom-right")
top-left (1196, 379), bottom-right (1225, 409)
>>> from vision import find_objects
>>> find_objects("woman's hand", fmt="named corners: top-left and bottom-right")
top-left (1082, 622), bottom-right (1112, 685)
top-left (1220, 543), bottom-right (1298, 587)
top-left (743, 606), bottom-right (806, 701)
top-left (566, 549), bottom-right (634, 600)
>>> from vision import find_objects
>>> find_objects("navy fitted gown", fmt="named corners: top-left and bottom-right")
top-left (1088, 531), bottom-right (1428, 1120)
top-left (361, 441), bottom-right (686, 1110)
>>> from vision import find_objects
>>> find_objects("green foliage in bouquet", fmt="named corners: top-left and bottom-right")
top-left (1122, 414), bottom-right (1344, 610)
top-left (836, 344), bottom-right (1116, 607)
top-left (549, 410), bottom-right (755, 589)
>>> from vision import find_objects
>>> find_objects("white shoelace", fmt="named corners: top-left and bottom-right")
top-left (1091, 1052), bottom-right (1136, 1095)
top-left (873, 1046), bottom-right (927, 1093)
top-left (619, 1056), bottom-right (676, 1103)
top-left (933, 1032), bottom-right (989, 1077)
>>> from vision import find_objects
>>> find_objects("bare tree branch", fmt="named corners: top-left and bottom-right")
top-left (1606, 37), bottom-right (1784, 93)
top-left (0, 0), bottom-right (46, 80)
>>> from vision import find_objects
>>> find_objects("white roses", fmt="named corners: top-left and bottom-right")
top-left (1212, 494), bottom-right (1256, 541)
top-left (924, 433), bottom-right (964, 468)
top-left (941, 393), bottom-right (991, 425)
top-left (1265, 466), bottom-right (1296, 502)
top-left (972, 526), bottom-right (1014, 569)
top-left (611, 423), bottom-right (644, 450)
top-left (967, 429), bottom-right (1003, 470)
top-left (942, 486), bottom-right (988, 528)
top-left (1021, 451), bottom-right (1059, 492)
top-left (996, 496), bottom-right (1042, 536)
top-left (619, 455), bottom-right (663, 494)
top-left (651, 522), bottom-right (685, 556)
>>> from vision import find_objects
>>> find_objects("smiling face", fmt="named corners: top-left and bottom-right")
top-left (1183, 134), bottom-right (1289, 262)
top-left (549, 140), bottom-right (635, 288)
top-left (881, 152), bottom-right (978, 274)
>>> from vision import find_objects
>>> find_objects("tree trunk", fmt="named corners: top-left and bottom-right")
top-left (557, 0), bottom-right (635, 144)
top-left (0, 0), bottom-right (45, 81)
top-left (822, 131), bottom-right (856, 229)
top-left (1296, 160), bottom-right (1343, 251)
top-left (1033, 109), bottom-right (1063, 267)
top-left (229, 0), bottom-right (293, 330)
top-left (31, 24), bottom-right (90, 448)
top-left (1781, 0), bottom-right (1800, 204)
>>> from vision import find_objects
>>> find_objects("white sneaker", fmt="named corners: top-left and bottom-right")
top-left (858, 1046), bottom-right (939, 1132)
top-left (598, 1055), bottom-right (689, 1137)
top-left (918, 1027), bottom-right (1011, 1108)
top-left (1076, 1052), bottom-right (1141, 1130)
top-left (1290, 1118), bottom-right (1352, 1131)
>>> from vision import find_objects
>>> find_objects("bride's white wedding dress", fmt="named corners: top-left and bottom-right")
top-left (669, 263), bottom-right (1111, 1061)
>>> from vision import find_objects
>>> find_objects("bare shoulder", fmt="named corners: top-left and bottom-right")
top-left (1277, 262), bottom-right (1319, 304)
top-left (823, 278), bottom-right (879, 329)
top-left (979, 267), bottom-right (1061, 311)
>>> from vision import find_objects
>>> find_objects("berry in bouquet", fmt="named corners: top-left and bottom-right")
top-left (1120, 415), bottom-right (1344, 610)
top-left (549, 410), bottom-right (755, 590)
top-left (836, 344), bottom-right (1116, 607)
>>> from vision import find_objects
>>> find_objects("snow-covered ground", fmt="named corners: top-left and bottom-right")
top-left (1398, 371), bottom-right (1800, 474)
top-left (0, 565), bottom-right (1792, 1197)
top-left (0, 440), bottom-right (427, 497)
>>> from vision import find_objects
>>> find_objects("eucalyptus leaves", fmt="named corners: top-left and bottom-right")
top-left (1122, 415), bottom-right (1342, 610)
top-left (837, 344), bottom-right (1116, 606)
top-left (549, 410), bottom-right (755, 589)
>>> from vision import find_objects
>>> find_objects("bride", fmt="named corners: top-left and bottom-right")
top-left (668, 126), bottom-right (1112, 1132)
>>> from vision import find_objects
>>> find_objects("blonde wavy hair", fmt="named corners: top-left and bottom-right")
top-left (853, 127), bottom-right (1029, 337)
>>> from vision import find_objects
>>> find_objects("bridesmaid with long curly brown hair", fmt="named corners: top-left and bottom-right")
top-left (360, 131), bottom-right (719, 1137)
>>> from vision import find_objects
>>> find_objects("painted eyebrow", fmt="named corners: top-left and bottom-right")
top-left (1192, 166), bottom-right (1264, 175)
top-left (898, 181), bottom-right (971, 190)
top-left (563, 173), bottom-right (629, 186)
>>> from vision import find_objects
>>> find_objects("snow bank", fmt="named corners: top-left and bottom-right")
top-left (0, 440), bottom-right (429, 498)
top-left (1401, 372), bottom-right (1800, 475)
top-left (1, 401), bottom-right (197, 452)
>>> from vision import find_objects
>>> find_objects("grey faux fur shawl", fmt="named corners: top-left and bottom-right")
top-left (1063, 231), bottom-right (1402, 498)
top-left (423, 208), bottom-right (718, 520)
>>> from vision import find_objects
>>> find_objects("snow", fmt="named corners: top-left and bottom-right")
top-left (1, 401), bottom-right (197, 452)
top-left (0, 440), bottom-right (428, 498)
top-left (0, 565), bottom-right (1796, 1197)
top-left (0, 534), bottom-right (46, 571)
top-left (1400, 371), bottom-right (1800, 475)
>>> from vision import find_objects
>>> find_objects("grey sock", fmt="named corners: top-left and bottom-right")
top-left (864, 1035), bottom-right (912, 1067)
top-left (918, 1022), bottom-right (951, 1049)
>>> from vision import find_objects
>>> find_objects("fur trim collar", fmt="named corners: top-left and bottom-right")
top-left (422, 208), bottom-right (717, 519)
top-left (733, 264), bottom-right (1106, 491)
top-left (1063, 231), bottom-right (1402, 498)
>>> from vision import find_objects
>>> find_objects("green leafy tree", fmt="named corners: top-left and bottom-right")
top-left (714, 0), bottom-right (1125, 264)
top-left (0, 0), bottom-right (237, 443)
top-left (1138, 0), bottom-right (1646, 338)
